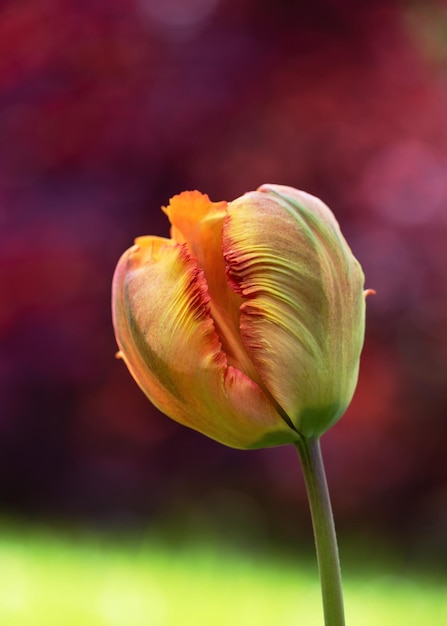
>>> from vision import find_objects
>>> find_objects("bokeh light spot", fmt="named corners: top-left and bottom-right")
top-left (138, 0), bottom-right (220, 35)
top-left (362, 141), bottom-right (447, 226)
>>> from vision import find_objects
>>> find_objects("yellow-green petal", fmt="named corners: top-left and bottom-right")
top-left (224, 184), bottom-right (366, 437)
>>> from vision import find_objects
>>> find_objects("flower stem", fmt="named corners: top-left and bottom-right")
top-left (295, 437), bottom-right (345, 626)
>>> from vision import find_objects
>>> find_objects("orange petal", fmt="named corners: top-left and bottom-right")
top-left (112, 234), bottom-right (297, 449)
top-left (163, 191), bottom-right (259, 383)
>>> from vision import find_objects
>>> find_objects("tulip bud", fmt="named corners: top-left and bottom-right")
top-left (112, 185), bottom-right (369, 448)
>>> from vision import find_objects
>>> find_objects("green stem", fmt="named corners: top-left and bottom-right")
top-left (295, 437), bottom-right (345, 626)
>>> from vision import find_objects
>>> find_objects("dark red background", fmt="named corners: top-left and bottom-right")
top-left (1, 0), bottom-right (447, 562)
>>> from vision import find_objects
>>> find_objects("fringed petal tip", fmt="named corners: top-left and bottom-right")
top-left (161, 190), bottom-right (228, 246)
top-left (162, 190), bottom-right (225, 221)
top-left (163, 189), bottom-right (211, 210)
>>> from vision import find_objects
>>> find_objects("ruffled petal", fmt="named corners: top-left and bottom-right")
top-left (112, 234), bottom-right (297, 449)
top-left (224, 184), bottom-right (366, 437)
top-left (163, 191), bottom-right (260, 384)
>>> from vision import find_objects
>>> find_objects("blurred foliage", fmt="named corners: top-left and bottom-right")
top-left (0, 521), bottom-right (447, 626)
top-left (0, 0), bottom-right (447, 562)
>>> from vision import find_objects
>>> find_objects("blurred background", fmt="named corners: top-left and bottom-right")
top-left (1, 0), bottom-right (447, 582)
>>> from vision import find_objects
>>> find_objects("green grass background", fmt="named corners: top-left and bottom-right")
top-left (0, 522), bottom-right (445, 626)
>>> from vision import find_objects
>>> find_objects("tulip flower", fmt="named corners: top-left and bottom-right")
top-left (112, 184), bottom-right (372, 626)
top-left (112, 184), bottom-right (367, 449)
